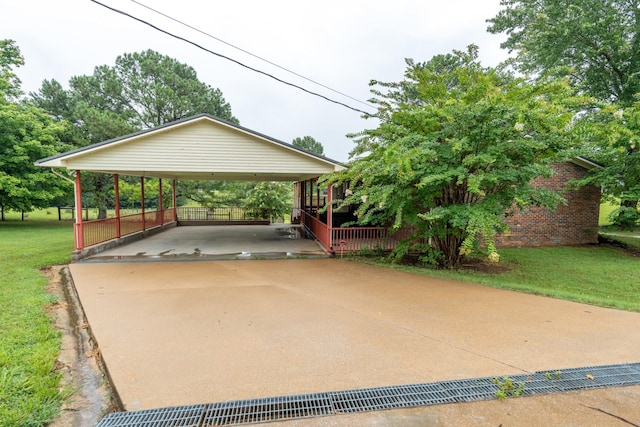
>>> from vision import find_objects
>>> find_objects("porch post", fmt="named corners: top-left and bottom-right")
top-left (293, 182), bottom-right (301, 223)
top-left (326, 184), bottom-right (333, 250)
top-left (114, 174), bottom-right (121, 238)
top-left (74, 170), bottom-right (84, 250)
top-left (140, 176), bottom-right (146, 230)
top-left (172, 179), bottom-right (177, 222)
top-left (159, 178), bottom-right (164, 225)
top-left (316, 178), bottom-right (320, 220)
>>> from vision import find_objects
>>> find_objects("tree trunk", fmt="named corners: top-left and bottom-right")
top-left (433, 233), bottom-right (464, 269)
top-left (94, 173), bottom-right (109, 220)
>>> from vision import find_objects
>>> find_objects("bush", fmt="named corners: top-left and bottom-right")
top-left (609, 206), bottom-right (640, 230)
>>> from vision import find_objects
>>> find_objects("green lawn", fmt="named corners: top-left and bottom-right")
top-left (599, 201), bottom-right (619, 226)
top-left (0, 219), bottom-right (73, 427)
top-left (361, 243), bottom-right (640, 312)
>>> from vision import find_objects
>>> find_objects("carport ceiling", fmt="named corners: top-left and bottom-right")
top-left (36, 114), bottom-right (345, 182)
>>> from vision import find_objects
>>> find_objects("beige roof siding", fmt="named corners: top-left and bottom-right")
top-left (37, 115), bottom-right (344, 181)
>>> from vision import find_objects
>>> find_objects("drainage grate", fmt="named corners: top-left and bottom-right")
top-left (95, 404), bottom-right (206, 426)
top-left (543, 363), bottom-right (640, 391)
top-left (96, 362), bottom-right (640, 427)
top-left (331, 383), bottom-right (457, 414)
top-left (203, 394), bottom-right (333, 425)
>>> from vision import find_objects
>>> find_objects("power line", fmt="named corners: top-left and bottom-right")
top-left (129, 0), bottom-right (375, 110)
top-left (88, 0), bottom-right (376, 116)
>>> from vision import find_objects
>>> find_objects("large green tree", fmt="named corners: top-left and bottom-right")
top-left (0, 40), bottom-right (71, 220)
top-left (292, 136), bottom-right (324, 156)
top-left (244, 182), bottom-right (292, 222)
top-left (488, 0), bottom-right (640, 221)
top-left (572, 102), bottom-right (640, 227)
top-left (0, 103), bottom-right (71, 219)
top-left (32, 49), bottom-right (239, 217)
top-left (0, 39), bottom-right (24, 100)
top-left (322, 47), bottom-right (586, 268)
top-left (487, 0), bottom-right (640, 106)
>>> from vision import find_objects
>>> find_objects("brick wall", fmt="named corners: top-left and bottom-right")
top-left (495, 162), bottom-right (601, 248)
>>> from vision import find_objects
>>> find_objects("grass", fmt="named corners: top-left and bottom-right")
top-left (359, 242), bottom-right (640, 312)
top-left (599, 201), bottom-right (619, 226)
top-left (0, 219), bottom-right (73, 427)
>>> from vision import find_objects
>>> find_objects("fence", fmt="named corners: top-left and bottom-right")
top-left (78, 206), bottom-right (410, 253)
top-left (299, 210), bottom-right (331, 250)
top-left (79, 209), bottom-right (174, 248)
top-left (299, 210), bottom-right (412, 253)
top-left (176, 207), bottom-right (270, 222)
top-left (331, 227), bottom-right (410, 252)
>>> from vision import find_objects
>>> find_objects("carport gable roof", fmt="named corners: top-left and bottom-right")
top-left (36, 114), bottom-right (345, 181)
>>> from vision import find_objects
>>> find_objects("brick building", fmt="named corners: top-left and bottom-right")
top-left (495, 157), bottom-right (601, 248)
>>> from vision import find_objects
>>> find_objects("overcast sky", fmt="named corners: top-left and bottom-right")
top-left (2, 0), bottom-right (509, 162)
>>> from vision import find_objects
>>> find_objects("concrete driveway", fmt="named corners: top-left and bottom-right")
top-left (68, 257), bottom-right (640, 421)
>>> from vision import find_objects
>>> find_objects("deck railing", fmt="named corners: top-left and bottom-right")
top-left (299, 210), bottom-right (331, 250)
top-left (79, 209), bottom-right (173, 248)
top-left (176, 207), bottom-right (268, 222)
top-left (299, 209), bottom-right (412, 253)
top-left (78, 206), bottom-right (410, 253)
top-left (331, 227), bottom-right (405, 252)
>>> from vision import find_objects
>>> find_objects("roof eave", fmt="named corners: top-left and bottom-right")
top-left (570, 156), bottom-right (604, 170)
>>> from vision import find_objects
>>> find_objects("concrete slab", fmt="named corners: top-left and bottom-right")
top-left (68, 259), bottom-right (640, 415)
top-left (87, 224), bottom-right (326, 260)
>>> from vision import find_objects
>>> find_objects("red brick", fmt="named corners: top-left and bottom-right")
top-left (495, 162), bottom-right (600, 248)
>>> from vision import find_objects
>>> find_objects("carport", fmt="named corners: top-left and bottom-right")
top-left (35, 114), bottom-right (345, 259)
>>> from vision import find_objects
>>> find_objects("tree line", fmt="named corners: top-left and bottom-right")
top-left (0, 43), bottom-right (324, 221)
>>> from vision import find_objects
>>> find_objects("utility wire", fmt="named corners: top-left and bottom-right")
top-left (89, 0), bottom-right (376, 116)
top-left (129, 0), bottom-right (375, 110)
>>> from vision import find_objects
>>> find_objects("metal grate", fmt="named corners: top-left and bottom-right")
top-left (330, 383), bottom-right (457, 414)
top-left (96, 404), bottom-right (206, 426)
top-left (203, 394), bottom-right (333, 425)
top-left (543, 363), bottom-right (640, 391)
top-left (96, 362), bottom-right (640, 426)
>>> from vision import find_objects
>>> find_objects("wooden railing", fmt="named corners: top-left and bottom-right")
top-left (176, 207), bottom-right (268, 222)
top-left (334, 227), bottom-right (417, 252)
top-left (120, 213), bottom-right (144, 237)
top-left (82, 217), bottom-right (119, 247)
top-left (79, 209), bottom-right (174, 248)
top-left (299, 209), bottom-right (412, 253)
top-left (299, 210), bottom-right (331, 251)
top-left (78, 206), bottom-right (410, 253)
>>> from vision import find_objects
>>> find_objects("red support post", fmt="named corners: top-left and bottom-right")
top-left (315, 178), bottom-right (320, 219)
top-left (326, 184), bottom-right (333, 250)
top-left (305, 179), bottom-right (309, 212)
top-left (114, 174), bottom-right (121, 238)
top-left (141, 176), bottom-right (146, 230)
top-left (159, 178), bottom-right (164, 225)
top-left (172, 179), bottom-right (177, 222)
top-left (74, 170), bottom-right (84, 250)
